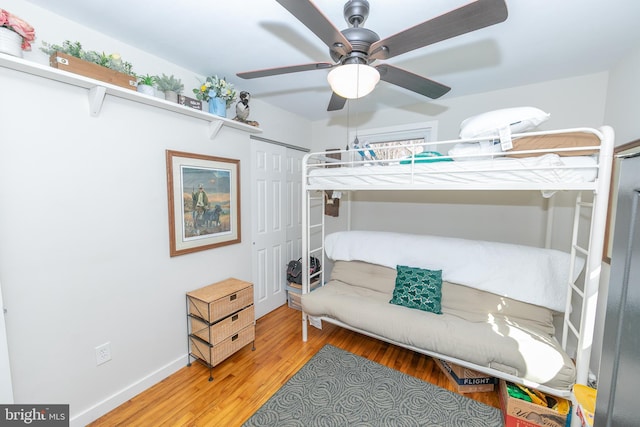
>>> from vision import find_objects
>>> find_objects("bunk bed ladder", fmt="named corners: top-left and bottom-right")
top-left (564, 127), bottom-right (613, 427)
top-left (307, 192), bottom-right (325, 287)
top-left (301, 188), bottom-right (325, 341)
top-left (563, 192), bottom-right (589, 348)
top-left (563, 190), bottom-right (604, 393)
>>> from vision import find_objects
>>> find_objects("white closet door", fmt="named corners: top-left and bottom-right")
top-left (251, 140), bottom-right (287, 318)
top-left (285, 150), bottom-right (304, 269)
top-left (251, 140), bottom-right (305, 318)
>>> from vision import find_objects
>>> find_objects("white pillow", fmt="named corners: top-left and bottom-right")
top-left (459, 107), bottom-right (550, 139)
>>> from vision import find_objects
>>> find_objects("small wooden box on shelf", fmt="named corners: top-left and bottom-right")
top-left (49, 52), bottom-right (137, 90)
top-left (286, 279), bottom-right (321, 311)
top-left (186, 278), bottom-right (255, 381)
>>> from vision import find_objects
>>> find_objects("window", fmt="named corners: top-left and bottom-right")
top-left (348, 122), bottom-right (437, 162)
top-left (365, 138), bottom-right (426, 161)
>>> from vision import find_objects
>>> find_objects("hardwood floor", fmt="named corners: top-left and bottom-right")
top-left (89, 304), bottom-right (500, 426)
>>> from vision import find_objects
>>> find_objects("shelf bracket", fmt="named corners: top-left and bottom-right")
top-left (208, 120), bottom-right (224, 140)
top-left (88, 85), bottom-right (107, 117)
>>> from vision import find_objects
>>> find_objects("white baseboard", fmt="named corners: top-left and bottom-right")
top-left (69, 354), bottom-right (187, 427)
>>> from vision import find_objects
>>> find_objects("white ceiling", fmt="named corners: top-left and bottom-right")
top-left (26, 0), bottom-right (640, 121)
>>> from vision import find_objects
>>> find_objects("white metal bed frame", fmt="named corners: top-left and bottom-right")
top-left (299, 126), bottom-right (614, 419)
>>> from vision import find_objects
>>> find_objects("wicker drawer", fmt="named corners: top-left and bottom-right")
top-left (189, 324), bottom-right (255, 367)
top-left (190, 305), bottom-right (254, 344)
top-left (187, 279), bottom-right (253, 322)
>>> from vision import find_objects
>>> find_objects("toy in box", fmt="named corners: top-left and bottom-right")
top-left (499, 380), bottom-right (571, 427)
top-left (573, 384), bottom-right (595, 427)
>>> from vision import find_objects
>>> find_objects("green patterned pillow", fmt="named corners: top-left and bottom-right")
top-left (390, 265), bottom-right (443, 314)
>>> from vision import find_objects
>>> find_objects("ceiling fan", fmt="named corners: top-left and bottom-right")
top-left (237, 0), bottom-right (508, 111)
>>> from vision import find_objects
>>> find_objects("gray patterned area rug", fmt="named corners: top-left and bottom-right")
top-left (242, 344), bottom-right (502, 427)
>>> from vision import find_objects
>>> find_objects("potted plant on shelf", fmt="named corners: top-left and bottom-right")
top-left (193, 75), bottom-right (237, 117)
top-left (136, 74), bottom-right (156, 96)
top-left (41, 40), bottom-right (134, 74)
top-left (155, 74), bottom-right (184, 103)
top-left (41, 40), bottom-right (136, 90)
top-left (0, 8), bottom-right (35, 58)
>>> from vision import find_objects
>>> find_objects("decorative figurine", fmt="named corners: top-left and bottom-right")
top-left (233, 91), bottom-right (259, 127)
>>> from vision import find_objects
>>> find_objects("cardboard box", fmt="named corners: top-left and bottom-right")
top-left (499, 380), bottom-right (570, 427)
top-left (287, 280), bottom-right (321, 311)
top-left (435, 359), bottom-right (497, 393)
top-left (49, 52), bottom-right (136, 90)
top-left (178, 95), bottom-right (202, 110)
top-left (287, 291), bottom-right (302, 310)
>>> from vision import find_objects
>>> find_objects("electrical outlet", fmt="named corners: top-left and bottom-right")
top-left (95, 342), bottom-right (112, 366)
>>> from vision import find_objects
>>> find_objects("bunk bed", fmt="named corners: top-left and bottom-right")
top-left (299, 122), bottom-right (614, 424)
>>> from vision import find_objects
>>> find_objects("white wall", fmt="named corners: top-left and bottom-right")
top-left (604, 45), bottom-right (640, 145)
top-left (312, 72), bottom-right (609, 149)
top-left (0, 1), bottom-right (311, 425)
top-left (11, 0), bottom-right (311, 149)
top-left (0, 281), bottom-right (12, 403)
top-left (311, 73), bottom-right (609, 248)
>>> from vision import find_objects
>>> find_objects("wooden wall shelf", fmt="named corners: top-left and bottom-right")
top-left (0, 53), bottom-right (263, 140)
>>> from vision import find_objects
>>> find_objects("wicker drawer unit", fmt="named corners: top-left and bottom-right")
top-left (186, 278), bottom-right (255, 380)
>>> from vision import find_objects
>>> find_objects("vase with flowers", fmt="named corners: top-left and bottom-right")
top-left (0, 8), bottom-right (35, 58)
top-left (193, 75), bottom-right (237, 117)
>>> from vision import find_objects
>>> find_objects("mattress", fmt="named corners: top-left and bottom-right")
top-left (324, 230), bottom-right (582, 312)
top-left (307, 154), bottom-right (598, 187)
top-left (301, 260), bottom-right (577, 390)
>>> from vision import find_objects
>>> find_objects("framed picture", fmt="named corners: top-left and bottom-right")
top-left (603, 138), bottom-right (640, 263)
top-left (166, 150), bottom-right (241, 257)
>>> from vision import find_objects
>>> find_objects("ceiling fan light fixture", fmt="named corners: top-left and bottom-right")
top-left (327, 64), bottom-right (380, 99)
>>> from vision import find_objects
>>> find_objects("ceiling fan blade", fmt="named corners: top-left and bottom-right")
top-left (276, 0), bottom-right (352, 57)
top-left (376, 64), bottom-right (450, 99)
top-left (369, 0), bottom-right (508, 60)
top-left (327, 92), bottom-right (347, 111)
top-left (237, 62), bottom-right (334, 79)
